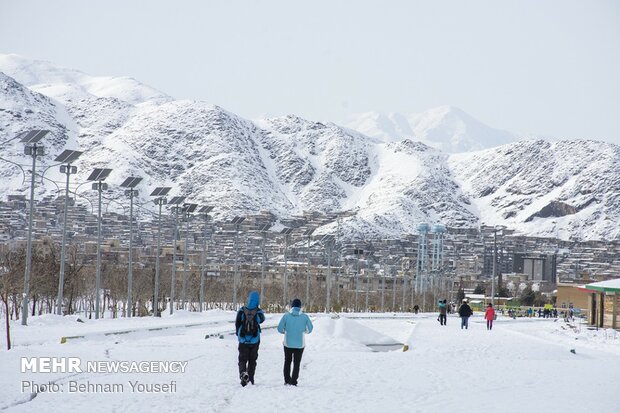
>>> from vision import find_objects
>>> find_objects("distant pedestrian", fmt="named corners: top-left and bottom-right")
top-left (235, 291), bottom-right (265, 386)
top-left (438, 299), bottom-right (447, 326)
top-left (458, 299), bottom-right (473, 329)
top-left (413, 304), bottom-right (420, 314)
top-left (484, 303), bottom-right (495, 330)
top-left (277, 298), bottom-right (313, 386)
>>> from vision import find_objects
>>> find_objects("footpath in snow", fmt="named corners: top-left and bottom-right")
top-left (1, 311), bottom-right (619, 413)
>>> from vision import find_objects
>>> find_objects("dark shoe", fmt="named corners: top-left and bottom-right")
top-left (240, 372), bottom-right (249, 387)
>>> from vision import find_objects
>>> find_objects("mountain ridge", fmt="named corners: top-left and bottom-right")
top-left (1, 55), bottom-right (618, 241)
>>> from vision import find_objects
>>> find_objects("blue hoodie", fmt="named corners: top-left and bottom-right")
top-left (277, 307), bottom-right (313, 349)
top-left (235, 291), bottom-right (265, 344)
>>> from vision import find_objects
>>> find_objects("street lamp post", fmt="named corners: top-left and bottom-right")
top-left (354, 248), bottom-right (363, 312)
top-left (167, 196), bottom-right (186, 315)
top-left (54, 149), bottom-right (82, 316)
top-left (87, 168), bottom-right (113, 320)
top-left (150, 187), bottom-right (171, 317)
top-left (391, 266), bottom-right (397, 311)
top-left (321, 235), bottom-right (334, 313)
top-left (257, 224), bottom-right (271, 299)
top-left (198, 206), bottom-right (213, 312)
top-left (491, 225), bottom-right (506, 307)
top-left (120, 176), bottom-right (143, 318)
top-left (19, 130), bottom-right (49, 325)
top-left (181, 203), bottom-right (197, 310)
top-left (230, 217), bottom-right (245, 310)
top-left (303, 228), bottom-right (315, 307)
top-left (381, 261), bottom-right (386, 312)
top-left (281, 228), bottom-right (293, 307)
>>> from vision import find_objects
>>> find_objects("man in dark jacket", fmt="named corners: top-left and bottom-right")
top-left (458, 299), bottom-right (473, 329)
top-left (235, 291), bottom-right (265, 386)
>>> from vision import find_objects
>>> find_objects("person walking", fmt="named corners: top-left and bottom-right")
top-left (438, 299), bottom-right (447, 326)
top-left (458, 299), bottom-right (473, 329)
top-left (277, 298), bottom-right (313, 386)
top-left (484, 303), bottom-right (496, 330)
top-left (235, 291), bottom-right (265, 386)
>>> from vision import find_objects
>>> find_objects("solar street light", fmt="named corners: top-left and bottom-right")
top-left (54, 149), bottom-right (83, 316)
top-left (19, 130), bottom-right (50, 325)
top-left (167, 195), bottom-right (185, 315)
top-left (321, 234), bottom-right (335, 312)
top-left (280, 228), bottom-right (293, 306)
top-left (257, 223), bottom-right (272, 298)
top-left (87, 168), bottom-right (112, 319)
top-left (198, 206), bottom-right (214, 312)
top-left (150, 187), bottom-right (171, 316)
top-left (303, 228), bottom-right (315, 306)
top-left (230, 217), bottom-right (246, 308)
top-left (120, 176), bottom-right (143, 317)
top-left (181, 203), bottom-right (197, 309)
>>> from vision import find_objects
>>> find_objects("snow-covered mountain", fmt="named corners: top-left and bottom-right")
top-left (344, 106), bottom-right (516, 153)
top-left (1, 54), bottom-right (618, 241)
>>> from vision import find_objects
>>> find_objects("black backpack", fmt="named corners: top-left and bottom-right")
top-left (241, 308), bottom-right (259, 338)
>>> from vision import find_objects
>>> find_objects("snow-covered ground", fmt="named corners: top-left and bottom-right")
top-left (1, 311), bottom-right (619, 412)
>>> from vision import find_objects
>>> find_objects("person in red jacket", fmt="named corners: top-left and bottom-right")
top-left (484, 303), bottom-right (496, 330)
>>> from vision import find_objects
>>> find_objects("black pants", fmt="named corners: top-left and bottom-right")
top-left (238, 342), bottom-right (259, 382)
top-left (439, 314), bottom-right (447, 325)
top-left (283, 346), bottom-right (304, 385)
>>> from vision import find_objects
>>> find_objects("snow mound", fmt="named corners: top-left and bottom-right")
top-left (308, 316), bottom-right (399, 352)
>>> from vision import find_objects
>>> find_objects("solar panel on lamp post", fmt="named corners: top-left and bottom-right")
top-left (181, 203), bottom-right (197, 310)
top-left (280, 228), bottom-right (294, 307)
top-left (198, 206), bottom-right (214, 312)
top-left (150, 187), bottom-right (171, 317)
top-left (230, 217), bottom-right (246, 310)
top-left (120, 176), bottom-right (143, 318)
top-left (54, 149), bottom-right (83, 316)
top-left (18, 130), bottom-right (49, 325)
top-left (87, 167), bottom-right (113, 319)
top-left (167, 196), bottom-right (186, 315)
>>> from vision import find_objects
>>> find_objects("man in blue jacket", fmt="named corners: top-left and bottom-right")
top-left (235, 291), bottom-right (265, 386)
top-left (277, 298), bottom-right (313, 386)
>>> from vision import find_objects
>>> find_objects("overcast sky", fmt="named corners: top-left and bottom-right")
top-left (1, 0), bottom-right (619, 142)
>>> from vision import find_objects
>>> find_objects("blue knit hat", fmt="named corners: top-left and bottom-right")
top-left (291, 298), bottom-right (302, 308)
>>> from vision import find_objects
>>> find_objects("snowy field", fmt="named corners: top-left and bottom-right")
top-left (1, 311), bottom-right (619, 413)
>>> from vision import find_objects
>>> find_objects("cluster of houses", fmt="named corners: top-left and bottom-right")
top-left (1, 193), bottom-right (618, 328)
